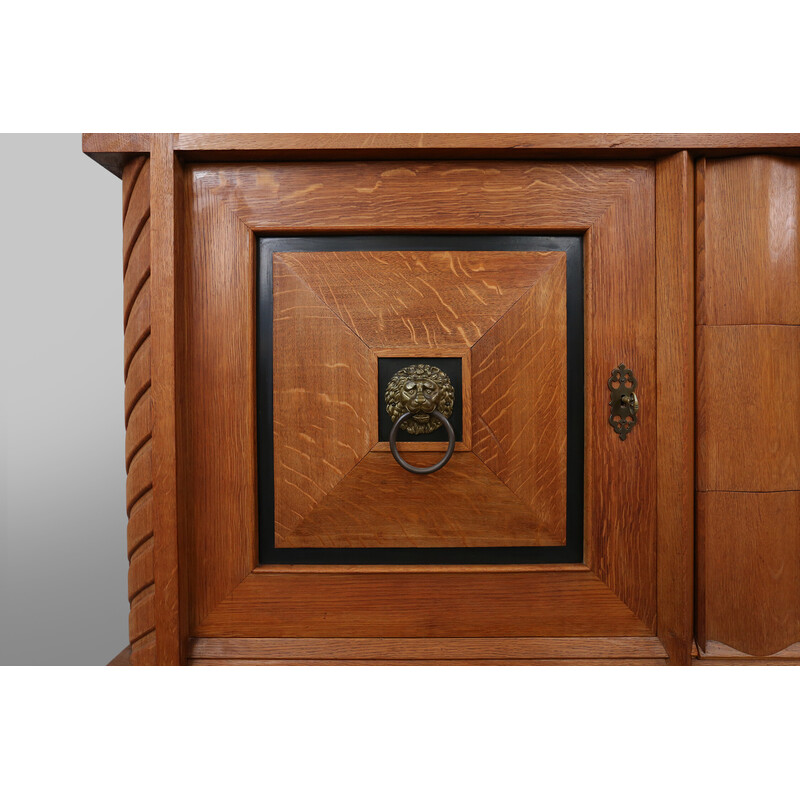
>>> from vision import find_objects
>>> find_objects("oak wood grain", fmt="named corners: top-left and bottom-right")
top-left (84, 133), bottom-right (152, 178)
top-left (123, 219), bottom-right (151, 325)
top-left (694, 159), bottom-right (708, 650)
top-left (273, 249), bottom-right (567, 548)
top-left (127, 535), bottom-right (154, 602)
top-left (129, 584), bottom-right (155, 644)
top-left (183, 179), bottom-right (256, 629)
top-left (121, 156), bottom-right (147, 220)
top-left (697, 156), bottom-right (800, 325)
top-left (176, 132), bottom-right (800, 149)
top-left (655, 152), bottom-right (695, 665)
top-left (86, 133), bottom-right (800, 179)
top-left (123, 278), bottom-right (151, 377)
top-left (701, 640), bottom-right (800, 658)
top-left (275, 250), bottom-right (562, 347)
top-left (188, 636), bottom-right (667, 660)
top-left (695, 154), bottom-right (800, 662)
top-left (581, 165), bottom-right (657, 630)
top-left (87, 133), bottom-right (800, 179)
top-left (284, 452), bottom-right (561, 548)
top-left (127, 492), bottom-right (153, 560)
top-left (107, 645), bottom-right (132, 666)
top-left (201, 161), bottom-right (642, 233)
top-left (126, 440), bottom-right (152, 515)
top-left (472, 255), bottom-right (567, 541)
top-left (125, 389), bottom-right (152, 470)
top-left (150, 133), bottom-right (186, 665)
top-left (191, 657), bottom-right (662, 664)
top-left (186, 160), bottom-right (660, 641)
top-left (93, 135), bottom-right (795, 664)
top-left (253, 563), bottom-right (588, 573)
top-left (121, 157), bottom-right (157, 665)
top-left (697, 325), bottom-right (800, 491)
top-left (272, 257), bottom-right (376, 546)
top-left (195, 570), bottom-right (654, 638)
top-left (692, 658), bottom-right (800, 666)
top-left (173, 133), bottom-right (800, 164)
top-left (697, 490), bottom-right (800, 657)
top-left (123, 160), bottom-right (150, 268)
top-left (130, 630), bottom-right (156, 666)
top-left (124, 336), bottom-right (151, 424)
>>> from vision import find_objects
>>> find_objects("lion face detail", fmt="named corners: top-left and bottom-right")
top-left (385, 364), bottom-right (454, 435)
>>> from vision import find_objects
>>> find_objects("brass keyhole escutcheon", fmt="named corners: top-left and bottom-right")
top-left (385, 364), bottom-right (456, 474)
top-left (608, 363), bottom-right (639, 441)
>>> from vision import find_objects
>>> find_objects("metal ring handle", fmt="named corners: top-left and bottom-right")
top-left (389, 410), bottom-right (455, 475)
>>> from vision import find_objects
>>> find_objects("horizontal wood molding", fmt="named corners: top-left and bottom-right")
top-left (188, 636), bottom-right (668, 662)
top-left (84, 134), bottom-right (152, 178)
top-left (83, 133), bottom-right (800, 174)
top-left (174, 133), bottom-right (800, 154)
top-left (193, 658), bottom-right (670, 666)
top-left (701, 640), bottom-right (800, 659)
top-left (85, 134), bottom-right (800, 178)
top-left (252, 563), bottom-right (590, 573)
top-left (194, 571), bottom-right (653, 638)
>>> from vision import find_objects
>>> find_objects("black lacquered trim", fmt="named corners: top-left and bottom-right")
top-left (257, 235), bottom-right (584, 565)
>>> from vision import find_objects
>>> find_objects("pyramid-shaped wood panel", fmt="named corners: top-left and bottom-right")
top-left (273, 251), bottom-right (567, 548)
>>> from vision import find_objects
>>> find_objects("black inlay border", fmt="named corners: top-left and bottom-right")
top-left (257, 236), bottom-right (583, 564)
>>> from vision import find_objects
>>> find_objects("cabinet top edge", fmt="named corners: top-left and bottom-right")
top-left (82, 133), bottom-right (800, 177)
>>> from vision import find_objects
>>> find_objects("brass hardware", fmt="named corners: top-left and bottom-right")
top-left (385, 364), bottom-right (455, 435)
top-left (608, 364), bottom-right (639, 441)
top-left (385, 364), bottom-right (456, 473)
top-left (389, 410), bottom-right (456, 474)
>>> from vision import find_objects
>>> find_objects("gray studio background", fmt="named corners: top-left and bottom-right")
top-left (0, 134), bottom-right (128, 665)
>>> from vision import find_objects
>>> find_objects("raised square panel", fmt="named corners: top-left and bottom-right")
top-left (267, 246), bottom-right (570, 551)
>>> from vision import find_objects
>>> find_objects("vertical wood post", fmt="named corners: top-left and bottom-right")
top-left (150, 134), bottom-right (186, 664)
top-left (655, 151), bottom-right (695, 664)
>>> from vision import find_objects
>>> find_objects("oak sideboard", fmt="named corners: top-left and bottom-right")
top-left (84, 133), bottom-right (800, 666)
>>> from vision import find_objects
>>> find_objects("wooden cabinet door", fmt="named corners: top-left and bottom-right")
top-left (182, 159), bottom-right (692, 663)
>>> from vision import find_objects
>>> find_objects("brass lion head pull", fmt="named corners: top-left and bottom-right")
top-left (385, 364), bottom-right (454, 435)
top-left (385, 364), bottom-right (456, 475)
